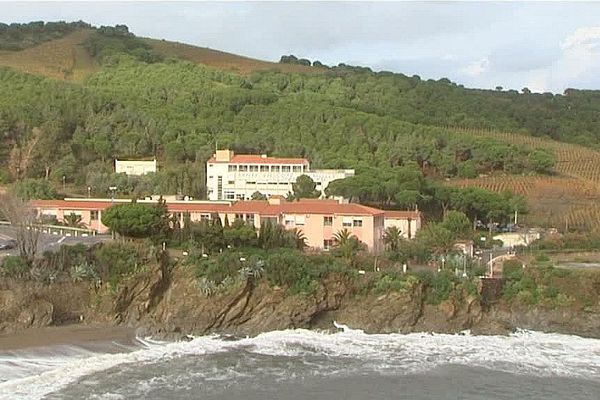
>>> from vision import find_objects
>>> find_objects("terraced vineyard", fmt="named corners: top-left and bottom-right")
top-left (455, 127), bottom-right (600, 185)
top-left (449, 174), bottom-right (600, 232)
top-left (0, 30), bottom-right (97, 81)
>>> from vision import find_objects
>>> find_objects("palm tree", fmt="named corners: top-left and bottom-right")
top-left (287, 228), bottom-right (307, 250)
top-left (333, 228), bottom-right (353, 247)
top-left (333, 228), bottom-right (366, 261)
top-left (383, 226), bottom-right (403, 252)
top-left (63, 212), bottom-right (86, 228)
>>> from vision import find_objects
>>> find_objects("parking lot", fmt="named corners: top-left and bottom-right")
top-left (0, 226), bottom-right (111, 259)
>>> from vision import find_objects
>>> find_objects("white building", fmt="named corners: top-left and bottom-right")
top-left (206, 150), bottom-right (354, 201)
top-left (383, 210), bottom-right (422, 239)
top-left (115, 159), bottom-right (157, 176)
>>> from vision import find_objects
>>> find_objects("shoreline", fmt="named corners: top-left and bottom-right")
top-left (0, 324), bottom-right (137, 352)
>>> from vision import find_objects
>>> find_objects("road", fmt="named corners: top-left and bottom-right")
top-left (0, 226), bottom-right (111, 259)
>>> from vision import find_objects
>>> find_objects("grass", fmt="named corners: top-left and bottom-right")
top-left (0, 30), bottom-right (98, 82)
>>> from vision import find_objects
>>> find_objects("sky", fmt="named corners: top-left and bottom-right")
top-left (2, 1), bottom-right (600, 93)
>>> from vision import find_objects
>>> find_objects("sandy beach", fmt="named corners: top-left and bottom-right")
top-left (0, 324), bottom-right (137, 351)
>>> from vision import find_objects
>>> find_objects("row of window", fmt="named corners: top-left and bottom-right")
top-left (227, 165), bottom-right (305, 173)
top-left (285, 215), bottom-right (362, 227)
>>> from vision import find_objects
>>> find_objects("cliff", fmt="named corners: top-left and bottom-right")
top-left (2, 264), bottom-right (599, 340)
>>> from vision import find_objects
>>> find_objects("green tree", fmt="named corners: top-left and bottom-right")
top-left (12, 178), bottom-right (57, 200)
top-left (223, 219), bottom-right (258, 248)
top-left (383, 226), bottom-right (403, 252)
top-left (251, 191), bottom-right (267, 200)
top-left (416, 223), bottom-right (455, 257)
top-left (101, 201), bottom-right (169, 239)
top-left (291, 174), bottom-right (321, 200)
top-left (440, 211), bottom-right (472, 239)
top-left (332, 228), bottom-right (366, 260)
top-left (527, 149), bottom-right (555, 174)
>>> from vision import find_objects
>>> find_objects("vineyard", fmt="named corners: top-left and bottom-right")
top-left (454, 127), bottom-right (600, 185)
top-left (448, 175), bottom-right (600, 232)
top-left (0, 30), bottom-right (97, 81)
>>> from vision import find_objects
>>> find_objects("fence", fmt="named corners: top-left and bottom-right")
top-left (0, 220), bottom-right (97, 237)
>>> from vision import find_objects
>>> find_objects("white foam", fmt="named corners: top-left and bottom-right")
top-left (1, 327), bottom-right (599, 400)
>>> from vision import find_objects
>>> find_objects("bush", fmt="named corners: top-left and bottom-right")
top-left (93, 242), bottom-right (144, 288)
top-left (503, 260), bottom-right (524, 280)
top-left (0, 255), bottom-right (30, 278)
top-left (373, 272), bottom-right (419, 294)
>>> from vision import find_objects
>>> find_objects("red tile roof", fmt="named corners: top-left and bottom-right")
top-left (31, 200), bottom-right (116, 210)
top-left (31, 199), bottom-right (386, 217)
top-left (208, 154), bottom-right (309, 165)
top-left (384, 210), bottom-right (422, 219)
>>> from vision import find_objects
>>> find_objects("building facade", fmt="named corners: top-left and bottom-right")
top-left (206, 150), bottom-right (354, 201)
top-left (383, 210), bottom-right (423, 239)
top-left (30, 198), bottom-right (421, 253)
top-left (115, 159), bottom-right (157, 176)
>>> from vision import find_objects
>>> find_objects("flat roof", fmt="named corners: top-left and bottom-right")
top-left (208, 154), bottom-right (309, 165)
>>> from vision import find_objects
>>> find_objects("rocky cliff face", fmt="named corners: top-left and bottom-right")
top-left (2, 266), bottom-right (600, 339)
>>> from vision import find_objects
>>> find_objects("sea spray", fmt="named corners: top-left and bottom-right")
top-left (1, 328), bottom-right (599, 400)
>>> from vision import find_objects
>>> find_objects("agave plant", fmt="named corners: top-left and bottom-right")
top-left (63, 212), bottom-right (86, 228)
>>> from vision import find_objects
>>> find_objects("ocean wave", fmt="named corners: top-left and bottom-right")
top-left (1, 326), bottom-right (599, 400)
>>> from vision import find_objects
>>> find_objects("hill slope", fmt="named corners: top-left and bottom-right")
top-left (1, 22), bottom-right (600, 231)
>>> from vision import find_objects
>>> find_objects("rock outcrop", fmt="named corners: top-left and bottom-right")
top-left (1, 266), bottom-right (600, 339)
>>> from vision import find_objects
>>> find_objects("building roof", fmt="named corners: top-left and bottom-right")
top-left (207, 154), bottom-right (309, 165)
top-left (31, 198), bottom-right (386, 217)
top-left (31, 200), bottom-right (117, 210)
top-left (383, 210), bottom-right (422, 219)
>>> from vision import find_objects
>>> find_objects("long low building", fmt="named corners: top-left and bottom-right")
top-left (206, 149), bottom-right (354, 200)
top-left (30, 197), bottom-right (422, 253)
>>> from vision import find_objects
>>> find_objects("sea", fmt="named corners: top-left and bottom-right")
top-left (1, 325), bottom-right (599, 400)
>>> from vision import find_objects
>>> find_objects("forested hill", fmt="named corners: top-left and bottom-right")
top-left (0, 23), bottom-right (600, 217)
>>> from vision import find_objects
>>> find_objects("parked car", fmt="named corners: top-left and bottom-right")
top-left (0, 239), bottom-right (17, 250)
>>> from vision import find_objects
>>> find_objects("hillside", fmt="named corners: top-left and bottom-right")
top-left (1, 22), bottom-right (600, 231)
top-left (0, 27), bottom-right (320, 82)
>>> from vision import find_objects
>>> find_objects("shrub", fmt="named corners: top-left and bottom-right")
top-left (503, 260), bottom-right (524, 280)
top-left (93, 242), bottom-right (144, 287)
top-left (0, 255), bottom-right (30, 278)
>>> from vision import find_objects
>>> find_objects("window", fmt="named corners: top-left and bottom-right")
top-left (281, 166), bottom-right (291, 172)
top-left (324, 216), bottom-right (333, 226)
top-left (235, 213), bottom-right (244, 221)
top-left (228, 180), bottom-right (235, 185)
top-left (225, 191), bottom-right (235, 200)
top-left (246, 214), bottom-right (254, 224)
top-left (228, 165), bottom-right (237, 172)
top-left (208, 175), bottom-right (214, 179)
top-left (293, 166), bottom-right (302, 172)
top-left (295, 215), bottom-right (305, 226)
top-left (200, 214), bottom-right (210, 221)
top-left (246, 181), bottom-right (256, 185)
top-left (249, 165), bottom-right (259, 172)
top-left (90, 210), bottom-right (99, 221)
top-left (353, 219), bottom-right (363, 227)
top-left (260, 165), bottom-right (269, 172)
top-left (239, 165), bottom-right (248, 172)
top-left (268, 182), bottom-right (278, 186)
top-left (342, 217), bottom-right (352, 227)
top-left (271, 166), bottom-right (280, 172)
top-left (323, 239), bottom-right (334, 251)
top-left (235, 194), bottom-right (245, 200)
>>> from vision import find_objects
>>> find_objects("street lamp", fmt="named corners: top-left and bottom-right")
top-left (87, 186), bottom-right (91, 198)
top-left (62, 175), bottom-right (66, 191)
top-left (109, 186), bottom-right (117, 203)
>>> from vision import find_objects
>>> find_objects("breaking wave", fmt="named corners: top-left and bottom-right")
top-left (1, 325), bottom-right (599, 400)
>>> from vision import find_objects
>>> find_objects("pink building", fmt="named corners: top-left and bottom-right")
top-left (30, 198), bottom-right (421, 253)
